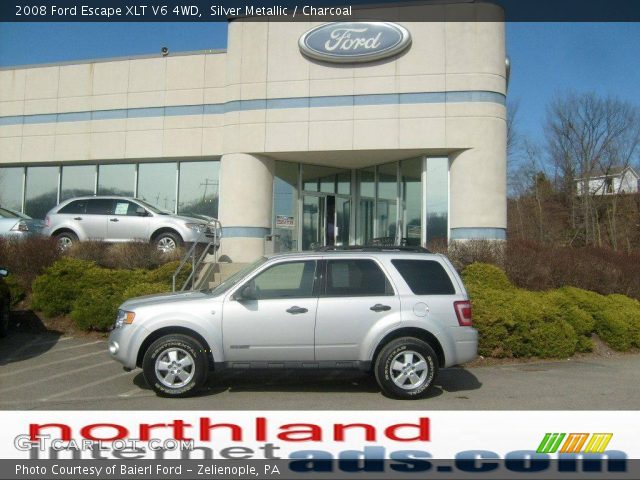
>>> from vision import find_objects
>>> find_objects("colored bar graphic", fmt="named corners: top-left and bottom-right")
top-left (537, 433), bottom-right (613, 454)
top-left (537, 433), bottom-right (566, 453)
top-left (560, 433), bottom-right (589, 453)
top-left (584, 433), bottom-right (613, 453)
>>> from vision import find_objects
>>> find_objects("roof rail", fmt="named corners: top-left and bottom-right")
top-left (314, 245), bottom-right (431, 253)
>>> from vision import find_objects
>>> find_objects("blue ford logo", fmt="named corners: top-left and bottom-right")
top-left (299, 22), bottom-right (411, 63)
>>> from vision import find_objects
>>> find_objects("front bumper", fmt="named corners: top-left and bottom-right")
top-left (108, 323), bottom-right (149, 370)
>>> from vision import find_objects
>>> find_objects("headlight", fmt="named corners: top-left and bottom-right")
top-left (113, 309), bottom-right (135, 329)
top-left (11, 221), bottom-right (29, 232)
top-left (185, 223), bottom-right (207, 233)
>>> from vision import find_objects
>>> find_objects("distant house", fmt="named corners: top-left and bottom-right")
top-left (575, 166), bottom-right (640, 196)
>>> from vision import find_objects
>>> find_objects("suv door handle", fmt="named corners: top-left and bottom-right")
top-left (370, 304), bottom-right (391, 312)
top-left (73, 217), bottom-right (83, 220)
top-left (286, 306), bottom-right (308, 314)
top-left (109, 218), bottom-right (119, 222)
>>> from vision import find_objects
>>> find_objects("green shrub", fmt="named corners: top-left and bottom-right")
top-left (122, 282), bottom-right (170, 300)
top-left (606, 294), bottom-right (640, 349)
top-left (470, 287), bottom-right (577, 358)
top-left (70, 285), bottom-right (124, 331)
top-left (559, 287), bottom-right (634, 351)
top-left (543, 291), bottom-right (595, 352)
top-left (32, 257), bottom-right (187, 331)
top-left (462, 263), bottom-right (514, 293)
top-left (32, 257), bottom-right (96, 316)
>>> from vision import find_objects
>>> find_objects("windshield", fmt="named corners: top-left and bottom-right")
top-left (206, 257), bottom-right (268, 297)
top-left (134, 199), bottom-right (172, 215)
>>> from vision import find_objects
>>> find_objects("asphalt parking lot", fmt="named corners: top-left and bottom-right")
top-left (1, 327), bottom-right (639, 410)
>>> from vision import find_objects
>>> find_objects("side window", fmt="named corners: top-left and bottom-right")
top-left (58, 200), bottom-right (87, 214)
top-left (325, 259), bottom-right (393, 297)
top-left (250, 261), bottom-right (316, 300)
top-left (86, 199), bottom-right (114, 215)
top-left (113, 200), bottom-right (139, 216)
top-left (391, 259), bottom-right (456, 295)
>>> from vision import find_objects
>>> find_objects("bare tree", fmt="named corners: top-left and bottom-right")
top-left (545, 92), bottom-right (640, 247)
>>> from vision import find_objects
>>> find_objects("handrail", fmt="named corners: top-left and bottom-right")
top-left (172, 219), bottom-right (222, 292)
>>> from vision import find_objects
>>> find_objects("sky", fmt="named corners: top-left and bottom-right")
top-left (1, 21), bottom-right (639, 149)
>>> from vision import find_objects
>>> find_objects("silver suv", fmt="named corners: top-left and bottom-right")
top-left (42, 196), bottom-right (216, 252)
top-left (108, 248), bottom-right (477, 399)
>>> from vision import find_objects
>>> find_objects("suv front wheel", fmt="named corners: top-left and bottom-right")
top-left (142, 334), bottom-right (208, 397)
top-left (374, 337), bottom-right (438, 399)
top-left (154, 231), bottom-right (182, 253)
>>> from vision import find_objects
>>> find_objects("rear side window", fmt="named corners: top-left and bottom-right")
top-left (391, 259), bottom-right (456, 295)
top-left (58, 200), bottom-right (87, 214)
top-left (325, 259), bottom-right (393, 297)
top-left (86, 199), bottom-right (113, 215)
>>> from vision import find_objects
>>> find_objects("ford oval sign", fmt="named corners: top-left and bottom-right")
top-left (299, 22), bottom-right (411, 63)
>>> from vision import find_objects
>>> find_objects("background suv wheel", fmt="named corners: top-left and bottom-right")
top-left (374, 337), bottom-right (438, 399)
top-left (55, 231), bottom-right (78, 250)
top-left (142, 334), bottom-right (208, 397)
top-left (154, 231), bottom-right (182, 253)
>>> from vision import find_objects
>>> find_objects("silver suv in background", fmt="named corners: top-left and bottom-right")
top-left (108, 248), bottom-right (477, 399)
top-left (42, 196), bottom-right (217, 252)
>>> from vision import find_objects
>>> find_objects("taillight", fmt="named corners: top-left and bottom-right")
top-left (454, 300), bottom-right (473, 326)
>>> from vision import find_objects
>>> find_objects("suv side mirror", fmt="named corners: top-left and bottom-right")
top-left (236, 282), bottom-right (258, 301)
top-left (135, 207), bottom-right (148, 217)
top-left (0, 268), bottom-right (8, 278)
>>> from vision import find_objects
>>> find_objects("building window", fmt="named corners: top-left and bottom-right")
top-left (0, 167), bottom-right (25, 212)
top-left (376, 162), bottom-right (399, 242)
top-left (178, 161), bottom-right (220, 219)
top-left (425, 157), bottom-right (449, 244)
top-left (98, 164), bottom-right (135, 196)
top-left (400, 158), bottom-right (422, 246)
top-left (25, 166), bottom-right (59, 219)
top-left (272, 161), bottom-right (299, 252)
top-left (137, 162), bottom-right (177, 212)
top-left (61, 165), bottom-right (96, 202)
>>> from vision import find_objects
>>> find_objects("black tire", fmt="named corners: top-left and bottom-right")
top-left (374, 337), bottom-right (438, 400)
top-left (153, 231), bottom-right (183, 253)
top-left (0, 300), bottom-right (9, 337)
top-left (142, 334), bottom-right (208, 397)
top-left (55, 231), bottom-right (78, 251)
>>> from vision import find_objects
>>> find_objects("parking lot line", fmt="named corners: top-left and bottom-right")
top-left (0, 360), bottom-right (114, 394)
top-left (42, 370), bottom-right (137, 401)
top-left (0, 349), bottom-right (106, 378)
top-left (118, 387), bottom-right (146, 398)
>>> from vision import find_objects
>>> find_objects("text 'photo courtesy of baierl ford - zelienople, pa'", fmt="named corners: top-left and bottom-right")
top-left (0, 1), bottom-right (640, 479)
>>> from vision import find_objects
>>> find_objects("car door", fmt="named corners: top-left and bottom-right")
top-left (314, 258), bottom-right (401, 361)
top-left (82, 199), bottom-right (111, 240)
top-left (222, 260), bottom-right (319, 363)
top-left (106, 199), bottom-right (151, 241)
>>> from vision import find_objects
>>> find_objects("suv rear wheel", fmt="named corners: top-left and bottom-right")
top-left (142, 334), bottom-right (208, 397)
top-left (374, 337), bottom-right (438, 399)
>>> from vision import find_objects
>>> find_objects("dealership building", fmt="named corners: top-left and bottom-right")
top-left (0, 1), bottom-right (507, 262)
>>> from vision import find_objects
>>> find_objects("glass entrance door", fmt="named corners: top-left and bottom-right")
top-left (302, 194), bottom-right (351, 250)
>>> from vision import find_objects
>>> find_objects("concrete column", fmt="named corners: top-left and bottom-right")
top-left (448, 117), bottom-right (507, 241)
top-left (218, 153), bottom-right (275, 263)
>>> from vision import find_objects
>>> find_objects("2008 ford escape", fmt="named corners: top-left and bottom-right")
top-left (108, 248), bottom-right (477, 399)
